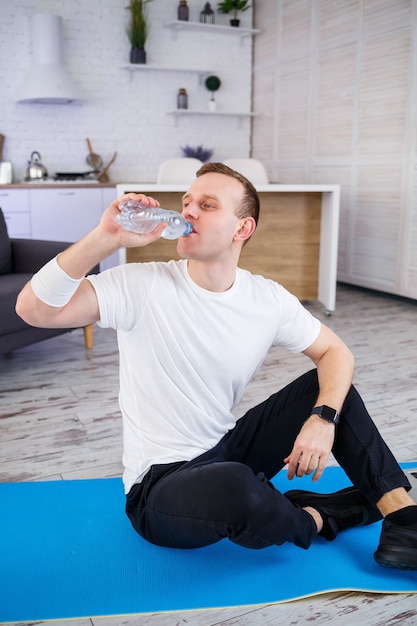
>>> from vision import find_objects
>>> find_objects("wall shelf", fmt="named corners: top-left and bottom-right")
top-left (167, 109), bottom-right (258, 127)
top-left (120, 18), bottom-right (258, 128)
top-left (167, 109), bottom-right (257, 117)
top-left (163, 20), bottom-right (260, 41)
top-left (121, 64), bottom-right (211, 81)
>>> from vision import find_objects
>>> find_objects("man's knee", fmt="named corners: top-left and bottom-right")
top-left (190, 462), bottom-right (276, 517)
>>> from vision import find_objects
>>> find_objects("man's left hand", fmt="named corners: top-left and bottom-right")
top-left (284, 415), bottom-right (335, 482)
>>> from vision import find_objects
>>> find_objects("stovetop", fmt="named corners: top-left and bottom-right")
top-left (25, 178), bottom-right (99, 184)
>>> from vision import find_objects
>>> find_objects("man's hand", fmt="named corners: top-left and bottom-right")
top-left (284, 415), bottom-right (335, 482)
top-left (284, 323), bottom-right (354, 483)
top-left (100, 193), bottom-right (166, 249)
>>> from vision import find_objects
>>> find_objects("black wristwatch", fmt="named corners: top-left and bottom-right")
top-left (311, 405), bottom-right (340, 424)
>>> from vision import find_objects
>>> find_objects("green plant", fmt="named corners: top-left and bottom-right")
top-left (217, 0), bottom-right (251, 20)
top-left (126, 0), bottom-right (153, 48)
top-left (205, 75), bottom-right (221, 97)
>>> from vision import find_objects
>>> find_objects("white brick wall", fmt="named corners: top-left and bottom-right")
top-left (0, 0), bottom-right (254, 183)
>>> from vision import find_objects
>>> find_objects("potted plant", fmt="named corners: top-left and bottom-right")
top-left (126, 0), bottom-right (154, 64)
top-left (217, 0), bottom-right (251, 27)
top-left (181, 145), bottom-right (214, 162)
top-left (205, 75), bottom-right (221, 111)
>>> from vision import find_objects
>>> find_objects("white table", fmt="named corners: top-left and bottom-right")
top-left (116, 183), bottom-right (340, 313)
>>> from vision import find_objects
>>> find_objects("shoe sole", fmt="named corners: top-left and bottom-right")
top-left (374, 548), bottom-right (417, 570)
top-left (285, 486), bottom-right (357, 503)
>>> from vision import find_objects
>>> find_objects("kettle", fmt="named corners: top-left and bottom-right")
top-left (25, 151), bottom-right (48, 181)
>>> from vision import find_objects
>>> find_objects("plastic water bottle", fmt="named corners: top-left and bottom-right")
top-left (116, 200), bottom-right (192, 240)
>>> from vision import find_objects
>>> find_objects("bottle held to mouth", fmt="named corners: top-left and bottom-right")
top-left (116, 200), bottom-right (192, 240)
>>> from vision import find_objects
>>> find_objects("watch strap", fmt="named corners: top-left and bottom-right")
top-left (311, 405), bottom-right (340, 424)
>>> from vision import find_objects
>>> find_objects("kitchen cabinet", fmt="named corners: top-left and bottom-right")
top-left (0, 189), bottom-right (31, 236)
top-left (0, 185), bottom-right (118, 270)
top-left (31, 188), bottom-right (103, 241)
top-left (100, 187), bottom-right (119, 271)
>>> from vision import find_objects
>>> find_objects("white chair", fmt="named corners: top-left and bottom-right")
top-left (223, 158), bottom-right (269, 184)
top-left (157, 158), bottom-right (204, 184)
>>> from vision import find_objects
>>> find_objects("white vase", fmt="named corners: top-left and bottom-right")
top-left (208, 99), bottom-right (217, 112)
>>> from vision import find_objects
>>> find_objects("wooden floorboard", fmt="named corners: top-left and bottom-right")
top-left (1, 284), bottom-right (416, 625)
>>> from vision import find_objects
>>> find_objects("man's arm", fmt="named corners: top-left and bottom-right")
top-left (284, 323), bottom-right (355, 481)
top-left (16, 193), bottom-right (164, 330)
top-left (303, 323), bottom-right (354, 413)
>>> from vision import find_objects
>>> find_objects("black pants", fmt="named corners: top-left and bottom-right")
top-left (126, 370), bottom-right (410, 550)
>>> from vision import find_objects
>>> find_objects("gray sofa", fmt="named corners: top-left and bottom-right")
top-left (0, 207), bottom-right (94, 354)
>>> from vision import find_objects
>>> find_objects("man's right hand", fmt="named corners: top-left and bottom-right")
top-left (100, 192), bottom-right (166, 249)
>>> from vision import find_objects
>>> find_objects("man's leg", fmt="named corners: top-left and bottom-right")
top-left (275, 372), bottom-right (417, 569)
top-left (222, 369), bottom-right (410, 500)
top-left (126, 459), bottom-right (317, 550)
top-left (127, 369), bottom-right (416, 562)
top-left (125, 369), bottom-right (374, 551)
top-left (126, 369), bottom-right (323, 550)
top-left (126, 369), bottom-right (378, 550)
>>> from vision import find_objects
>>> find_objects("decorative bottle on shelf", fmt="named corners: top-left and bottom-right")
top-left (177, 0), bottom-right (189, 21)
top-left (177, 88), bottom-right (188, 109)
top-left (200, 2), bottom-right (214, 23)
top-left (116, 201), bottom-right (192, 240)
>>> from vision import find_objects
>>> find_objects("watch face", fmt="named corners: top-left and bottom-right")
top-left (321, 405), bottom-right (338, 422)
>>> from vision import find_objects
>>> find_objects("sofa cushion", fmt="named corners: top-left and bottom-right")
top-left (0, 273), bottom-right (32, 334)
top-left (0, 208), bottom-right (12, 274)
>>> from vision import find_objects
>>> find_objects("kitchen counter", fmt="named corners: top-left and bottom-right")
top-left (1, 181), bottom-right (116, 189)
top-left (116, 183), bottom-right (340, 313)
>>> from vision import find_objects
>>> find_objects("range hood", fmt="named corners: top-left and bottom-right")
top-left (16, 13), bottom-right (83, 104)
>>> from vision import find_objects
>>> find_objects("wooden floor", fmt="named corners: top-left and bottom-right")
top-left (1, 283), bottom-right (417, 625)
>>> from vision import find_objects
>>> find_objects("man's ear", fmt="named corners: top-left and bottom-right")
top-left (234, 217), bottom-right (256, 242)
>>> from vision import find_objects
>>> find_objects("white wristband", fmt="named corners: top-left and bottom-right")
top-left (31, 256), bottom-right (84, 307)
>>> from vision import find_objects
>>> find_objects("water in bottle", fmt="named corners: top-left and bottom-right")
top-left (116, 200), bottom-right (192, 240)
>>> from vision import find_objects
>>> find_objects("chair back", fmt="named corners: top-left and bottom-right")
top-left (223, 158), bottom-right (269, 185)
top-left (157, 158), bottom-right (203, 184)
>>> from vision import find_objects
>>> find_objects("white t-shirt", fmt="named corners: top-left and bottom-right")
top-left (87, 260), bottom-right (321, 493)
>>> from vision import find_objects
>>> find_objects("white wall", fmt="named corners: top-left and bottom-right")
top-left (0, 0), bottom-right (254, 183)
top-left (252, 0), bottom-right (417, 300)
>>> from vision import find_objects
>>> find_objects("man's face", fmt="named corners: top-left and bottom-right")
top-left (176, 172), bottom-right (245, 262)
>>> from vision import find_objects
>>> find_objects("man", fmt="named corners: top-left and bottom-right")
top-left (16, 163), bottom-right (417, 569)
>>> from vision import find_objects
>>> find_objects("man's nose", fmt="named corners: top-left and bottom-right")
top-left (183, 203), bottom-right (198, 219)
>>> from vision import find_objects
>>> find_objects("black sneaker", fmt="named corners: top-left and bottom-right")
top-left (284, 486), bottom-right (382, 541)
top-left (374, 518), bottom-right (417, 570)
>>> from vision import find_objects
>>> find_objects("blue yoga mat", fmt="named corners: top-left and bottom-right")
top-left (1, 464), bottom-right (416, 622)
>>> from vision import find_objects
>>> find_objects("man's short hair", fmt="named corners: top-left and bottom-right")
top-left (196, 162), bottom-right (260, 228)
